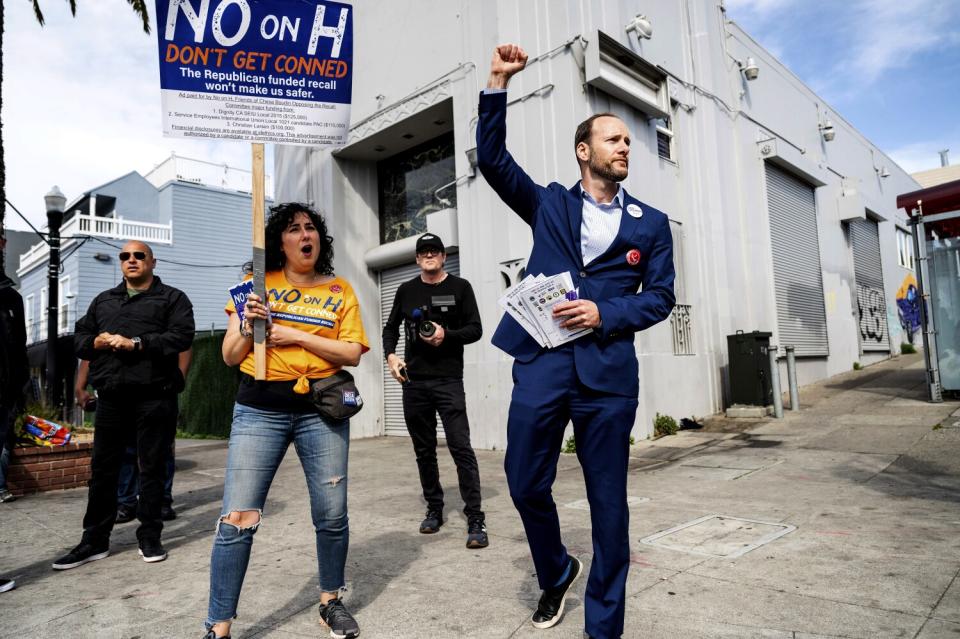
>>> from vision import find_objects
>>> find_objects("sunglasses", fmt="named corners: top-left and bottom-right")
top-left (119, 251), bottom-right (147, 261)
top-left (417, 248), bottom-right (442, 257)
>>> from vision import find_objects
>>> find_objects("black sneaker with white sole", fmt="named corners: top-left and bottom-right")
top-left (138, 539), bottom-right (168, 563)
top-left (531, 555), bottom-right (583, 629)
top-left (318, 597), bottom-right (360, 638)
top-left (0, 578), bottom-right (15, 593)
top-left (466, 516), bottom-right (489, 549)
top-left (52, 542), bottom-right (110, 570)
top-left (201, 631), bottom-right (230, 639)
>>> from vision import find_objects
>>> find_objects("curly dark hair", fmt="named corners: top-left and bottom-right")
top-left (262, 202), bottom-right (335, 276)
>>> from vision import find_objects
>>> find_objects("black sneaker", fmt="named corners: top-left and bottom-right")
top-left (52, 542), bottom-right (110, 570)
top-left (419, 508), bottom-right (443, 534)
top-left (0, 578), bottom-right (15, 593)
top-left (531, 555), bottom-right (583, 629)
top-left (318, 598), bottom-right (360, 638)
top-left (201, 631), bottom-right (230, 639)
top-left (466, 516), bottom-right (489, 549)
top-left (0, 488), bottom-right (17, 503)
top-left (116, 504), bottom-right (136, 524)
top-left (138, 539), bottom-right (168, 563)
top-left (161, 504), bottom-right (177, 521)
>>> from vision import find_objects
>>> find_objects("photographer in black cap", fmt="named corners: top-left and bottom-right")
top-left (382, 233), bottom-right (488, 548)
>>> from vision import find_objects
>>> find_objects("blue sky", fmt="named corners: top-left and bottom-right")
top-left (726, 0), bottom-right (960, 174)
top-left (4, 1), bottom-right (959, 232)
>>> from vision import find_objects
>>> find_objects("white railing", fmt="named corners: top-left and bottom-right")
top-left (67, 214), bottom-right (172, 244)
top-left (670, 304), bottom-right (694, 355)
top-left (18, 213), bottom-right (173, 274)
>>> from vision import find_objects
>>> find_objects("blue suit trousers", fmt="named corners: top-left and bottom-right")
top-left (505, 344), bottom-right (638, 639)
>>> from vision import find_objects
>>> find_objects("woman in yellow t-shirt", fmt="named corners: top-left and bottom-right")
top-left (204, 203), bottom-right (368, 639)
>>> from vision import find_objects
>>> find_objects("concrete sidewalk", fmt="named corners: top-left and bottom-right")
top-left (2, 354), bottom-right (960, 638)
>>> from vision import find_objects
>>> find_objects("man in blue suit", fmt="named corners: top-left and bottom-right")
top-left (477, 44), bottom-right (676, 639)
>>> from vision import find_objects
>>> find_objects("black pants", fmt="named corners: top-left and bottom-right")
top-left (81, 394), bottom-right (178, 545)
top-left (402, 378), bottom-right (483, 519)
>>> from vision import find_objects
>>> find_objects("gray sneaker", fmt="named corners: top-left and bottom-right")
top-left (318, 598), bottom-right (360, 638)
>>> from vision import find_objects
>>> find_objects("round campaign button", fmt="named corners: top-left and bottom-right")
top-left (626, 249), bottom-right (641, 266)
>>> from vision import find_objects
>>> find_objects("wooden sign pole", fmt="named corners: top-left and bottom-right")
top-left (251, 142), bottom-right (267, 379)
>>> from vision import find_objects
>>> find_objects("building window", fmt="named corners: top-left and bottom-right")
top-left (377, 133), bottom-right (456, 244)
top-left (24, 295), bottom-right (34, 344)
top-left (59, 276), bottom-right (71, 334)
top-left (655, 118), bottom-right (674, 161)
top-left (40, 287), bottom-right (48, 341)
top-left (897, 227), bottom-right (915, 270)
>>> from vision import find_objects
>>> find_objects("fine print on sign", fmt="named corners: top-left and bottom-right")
top-left (155, 0), bottom-right (353, 147)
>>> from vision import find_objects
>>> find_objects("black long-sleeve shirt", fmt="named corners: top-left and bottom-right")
top-left (75, 276), bottom-right (195, 394)
top-left (382, 273), bottom-right (482, 379)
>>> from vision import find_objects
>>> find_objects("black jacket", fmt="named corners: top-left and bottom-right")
top-left (0, 283), bottom-right (28, 407)
top-left (75, 276), bottom-right (195, 394)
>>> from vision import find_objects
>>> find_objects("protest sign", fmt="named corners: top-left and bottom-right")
top-left (155, 0), bottom-right (354, 378)
top-left (155, 0), bottom-right (353, 147)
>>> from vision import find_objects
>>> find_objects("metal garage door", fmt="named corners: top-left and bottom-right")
top-left (766, 164), bottom-right (829, 357)
top-left (379, 254), bottom-right (460, 437)
top-left (850, 217), bottom-right (890, 352)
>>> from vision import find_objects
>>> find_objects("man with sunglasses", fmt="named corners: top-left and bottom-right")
top-left (53, 240), bottom-right (194, 570)
top-left (382, 233), bottom-right (489, 548)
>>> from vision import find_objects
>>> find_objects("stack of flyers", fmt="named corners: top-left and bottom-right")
top-left (497, 271), bottom-right (592, 348)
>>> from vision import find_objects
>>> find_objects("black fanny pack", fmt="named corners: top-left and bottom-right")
top-left (310, 370), bottom-right (363, 420)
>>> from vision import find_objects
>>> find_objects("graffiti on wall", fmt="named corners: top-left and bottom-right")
top-left (857, 285), bottom-right (887, 344)
top-left (896, 274), bottom-right (921, 344)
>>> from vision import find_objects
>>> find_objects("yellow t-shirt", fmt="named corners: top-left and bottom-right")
top-left (225, 272), bottom-right (369, 392)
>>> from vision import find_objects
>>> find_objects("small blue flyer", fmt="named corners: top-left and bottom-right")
top-left (229, 280), bottom-right (255, 323)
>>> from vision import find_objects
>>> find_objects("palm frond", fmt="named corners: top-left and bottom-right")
top-left (31, 0), bottom-right (46, 26)
top-left (127, 0), bottom-right (150, 34)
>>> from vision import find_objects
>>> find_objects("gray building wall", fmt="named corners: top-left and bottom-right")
top-left (2, 229), bottom-right (36, 287)
top-left (275, 0), bottom-right (920, 448)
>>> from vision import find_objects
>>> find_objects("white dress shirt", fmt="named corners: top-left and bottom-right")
top-left (580, 184), bottom-right (624, 265)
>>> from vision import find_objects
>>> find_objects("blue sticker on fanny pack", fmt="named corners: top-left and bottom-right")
top-left (343, 390), bottom-right (359, 406)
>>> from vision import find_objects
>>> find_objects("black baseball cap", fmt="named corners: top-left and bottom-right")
top-left (416, 233), bottom-right (445, 254)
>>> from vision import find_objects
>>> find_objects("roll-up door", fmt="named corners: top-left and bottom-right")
top-left (765, 164), bottom-right (829, 356)
top-left (850, 217), bottom-right (890, 352)
top-left (379, 254), bottom-right (460, 437)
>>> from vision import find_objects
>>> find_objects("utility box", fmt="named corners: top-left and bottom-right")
top-left (727, 331), bottom-right (773, 407)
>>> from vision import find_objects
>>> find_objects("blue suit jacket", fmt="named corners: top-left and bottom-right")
top-left (476, 91), bottom-right (676, 397)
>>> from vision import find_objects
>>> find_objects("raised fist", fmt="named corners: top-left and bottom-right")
top-left (488, 43), bottom-right (528, 88)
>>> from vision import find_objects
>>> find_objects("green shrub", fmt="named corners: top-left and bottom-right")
top-left (563, 434), bottom-right (634, 452)
top-left (653, 412), bottom-right (678, 437)
top-left (178, 331), bottom-right (240, 438)
top-left (853, 362), bottom-right (862, 370)
top-left (901, 342), bottom-right (917, 354)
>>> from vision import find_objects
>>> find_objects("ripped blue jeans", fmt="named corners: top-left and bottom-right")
top-left (206, 403), bottom-right (350, 628)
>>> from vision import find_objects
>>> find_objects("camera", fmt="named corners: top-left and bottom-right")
top-left (411, 307), bottom-right (437, 338)
top-left (419, 320), bottom-right (437, 338)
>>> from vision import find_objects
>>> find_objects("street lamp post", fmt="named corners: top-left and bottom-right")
top-left (44, 186), bottom-right (66, 409)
